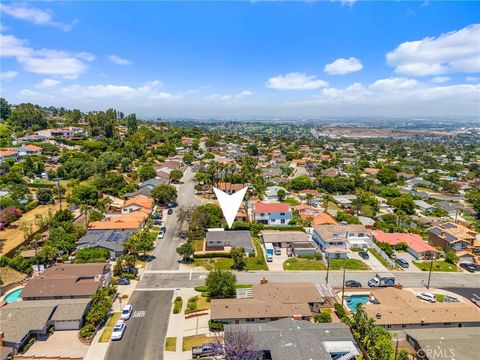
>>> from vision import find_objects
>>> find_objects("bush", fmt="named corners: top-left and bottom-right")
top-left (445, 251), bottom-right (458, 264)
top-left (79, 324), bottom-right (95, 339)
top-left (194, 285), bottom-right (209, 292)
top-left (193, 252), bottom-right (232, 259)
top-left (314, 312), bottom-right (332, 323)
top-left (208, 320), bottom-right (224, 331)
top-left (334, 303), bottom-right (348, 320)
top-left (175, 296), bottom-right (182, 302)
top-left (173, 297), bottom-right (183, 314)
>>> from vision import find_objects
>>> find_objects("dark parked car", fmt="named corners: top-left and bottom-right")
top-left (167, 208), bottom-right (173, 215)
top-left (124, 266), bottom-right (138, 275)
top-left (359, 251), bottom-right (369, 260)
top-left (395, 258), bottom-right (409, 268)
top-left (345, 280), bottom-right (362, 288)
top-left (460, 263), bottom-right (477, 273)
top-left (179, 230), bottom-right (187, 239)
top-left (117, 278), bottom-right (131, 285)
top-left (161, 226), bottom-right (167, 232)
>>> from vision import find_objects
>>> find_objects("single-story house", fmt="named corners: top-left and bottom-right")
top-left (205, 229), bottom-right (255, 255)
top-left (332, 195), bottom-right (357, 209)
top-left (224, 318), bottom-right (360, 360)
top-left (414, 200), bottom-right (435, 212)
top-left (263, 186), bottom-right (289, 202)
top-left (260, 231), bottom-right (310, 249)
top-left (291, 242), bottom-right (317, 256)
top-left (77, 230), bottom-right (132, 259)
top-left (89, 211), bottom-right (147, 231)
top-left (373, 230), bottom-right (439, 259)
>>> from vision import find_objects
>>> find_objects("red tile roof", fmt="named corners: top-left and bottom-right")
top-left (373, 230), bottom-right (438, 254)
top-left (253, 202), bottom-right (291, 213)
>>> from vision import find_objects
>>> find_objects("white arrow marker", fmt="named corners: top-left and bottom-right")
top-left (213, 186), bottom-right (248, 229)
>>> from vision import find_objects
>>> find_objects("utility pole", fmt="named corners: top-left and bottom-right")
top-left (325, 257), bottom-right (330, 284)
top-left (341, 268), bottom-right (346, 304)
top-left (426, 256), bottom-right (434, 289)
top-left (394, 336), bottom-right (399, 360)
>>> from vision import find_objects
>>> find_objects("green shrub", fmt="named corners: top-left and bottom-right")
top-left (194, 285), bottom-right (209, 292)
top-left (175, 296), bottom-right (182, 302)
top-left (173, 297), bottom-right (183, 314)
top-left (208, 320), bottom-right (224, 331)
top-left (314, 312), bottom-right (332, 323)
top-left (79, 324), bottom-right (95, 339)
top-left (193, 252), bottom-right (232, 259)
top-left (334, 303), bottom-right (348, 320)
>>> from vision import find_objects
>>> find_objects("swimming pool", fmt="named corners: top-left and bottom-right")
top-left (345, 294), bottom-right (369, 312)
top-left (3, 288), bottom-right (23, 303)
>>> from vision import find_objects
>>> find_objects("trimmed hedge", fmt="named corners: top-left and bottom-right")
top-left (193, 252), bottom-right (232, 259)
top-left (208, 320), bottom-right (224, 331)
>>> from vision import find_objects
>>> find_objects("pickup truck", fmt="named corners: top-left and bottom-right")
top-left (192, 343), bottom-right (219, 358)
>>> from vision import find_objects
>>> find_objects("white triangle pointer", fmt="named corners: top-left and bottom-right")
top-left (213, 186), bottom-right (248, 229)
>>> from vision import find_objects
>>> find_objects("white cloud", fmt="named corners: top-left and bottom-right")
top-left (35, 78), bottom-right (61, 89)
top-left (108, 55), bottom-right (133, 65)
top-left (324, 57), bottom-right (363, 75)
top-left (0, 71), bottom-right (18, 80)
top-left (386, 24), bottom-right (480, 76)
top-left (431, 76), bottom-right (451, 84)
top-left (266, 72), bottom-right (328, 90)
top-left (466, 76), bottom-right (479, 82)
top-left (332, 0), bottom-right (357, 7)
top-left (369, 77), bottom-right (419, 91)
top-left (206, 94), bottom-right (232, 101)
top-left (206, 90), bottom-right (253, 101)
top-left (0, 3), bottom-right (77, 32)
top-left (235, 90), bottom-right (253, 99)
top-left (0, 33), bottom-right (94, 79)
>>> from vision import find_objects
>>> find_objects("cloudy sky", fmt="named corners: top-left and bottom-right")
top-left (1, 1), bottom-right (479, 118)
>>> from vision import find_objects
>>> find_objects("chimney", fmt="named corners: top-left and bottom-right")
top-left (260, 278), bottom-right (268, 285)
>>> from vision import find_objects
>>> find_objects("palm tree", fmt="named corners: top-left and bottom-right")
top-left (323, 194), bottom-right (334, 212)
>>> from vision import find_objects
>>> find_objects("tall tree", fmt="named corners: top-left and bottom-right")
top-left (8, 103), bottom-right (47, 130)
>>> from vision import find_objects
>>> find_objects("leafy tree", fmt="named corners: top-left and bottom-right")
top-left (121, 157), bottom-right (132, 172)
top-left (70, 183), bottom-right (99, 207)
top-left (230, 247), bottom-right (246, 270)
top-left (0, 98), bottom-right (11, 120)
top-left (314, 312), bottom-right (332, 323)
top-left (376, 168), bottom-right (397, 185)
top-left (389, 194), bottom-right (416, 215)
top-left (170, 169), bottom-right (183, 183)
top-left (177, 241), bottom-right (194, 261)
top-left (138, 164), bottom-right (156, 181)
top-left (8, 103), bottom-right (47, 131)
top-left (336, 211), bottom-right (361, 224)
top-left (75, 248), bottom-right (109, 263)
top-left (126, 113), bottom-right (138, 135)
top-left (290, 175), bottom-right (313, 191)
top-left (151, 184), bottom-right (177, 205)
top-left (277, 189), bottom-right (286, 202)
top-left (205, 269), bottom-right (237, 299)
top-left (246, 144), bottom-right (259, 156)
top-left (0, 124), bottom-right (13, 147)
top-left (37, 188), bottom-right (53, 204)
top-left (445, 251), bottom-right (458, 264)
top-left (466, 189), bottom-right (480, 217)
top-left (183, 153), bottom-right (194, 165)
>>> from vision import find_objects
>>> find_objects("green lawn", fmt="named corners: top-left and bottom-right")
top-left (165, 337), bottom-right (176, 352)
top-left (245, 237), bottom-right (268, 270)
top-left (283, 258), bottom-right (327, 270)
top-left (182, 334), bottom-right (213, 351)
top-left (413, 260), bottom-right (458, 272)
top-left (368, 248), bottom-right (394, 270)
top-left (328, 259), bottom-right (370, 270)
top-left (194, 257), bottom-right (234, 270)
top-left (194, 239), bottom-right (204, 252)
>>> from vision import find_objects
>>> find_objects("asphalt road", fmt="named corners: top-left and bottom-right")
top-left (105, 290), bottom-right (173, 360)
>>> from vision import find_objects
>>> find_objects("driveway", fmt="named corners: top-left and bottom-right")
top-left (266, 247), bottom-right (288, 271)
top-left (349, 250), bottom-right (387, 272)
top-left (24, 330), bottom-right (88, 359)
top-left (395, 251), bottom-right (422, 273)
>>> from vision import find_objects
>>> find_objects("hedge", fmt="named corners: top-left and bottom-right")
top-left (208, 320), bottom-right (224, 331)
top-left (193, 252), bottom-right (232, 259)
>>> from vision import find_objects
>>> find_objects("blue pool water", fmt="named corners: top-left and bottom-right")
top-left (3, 288), bottom-right (23, 303)
top-left (345, 294), bottom-right (369, 312)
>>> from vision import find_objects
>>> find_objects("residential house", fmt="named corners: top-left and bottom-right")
top-left (76, 230), bottom-right (132, 259)
top-left (0, 150), bottom-right (19, 163)
top-left (308, 212), bottom-right (338, 226)
top-left (320, 167), bottom-right (338, 177)
top-left (332, 194), bottom-right (357, 209)
top-left (89, 211), bottom-right (147, 231)
top-left (224, 319), bottom-right (360, 360)
top-left (414, 200), bottom-right (436, 212)
top-left (205, 229), bottom-right (254, 255)
top-left (36, 127), bottom-right (85, 140)
top-left (427, 222), bottom-right (479, 261)
top-left (436, 201), bottom-right (459, 218)
top-left (216, 182), bottom-right (245, 195)
top-left (120, 194), bottom-right (154, 215)
top-left (253, 202), bottom-right (292, 226)
top-left (124, 178), bottom-right (168, 199)
top-left (261, 230), bottom-right (311, 249)
top-left (15, 134), bottom-right (49, 143)
top-left (312, 224), bottom-right (371, 258)
top-left (263, 186), bottom-right (289, 202)
top-left (20, 263), bottom-right (111, 301)
top-left (17, 144), bottom-right (42, 156)
top-left (0, 299), bottom-right (91, 352)
top-left (364, 287), bottom-right (480, 330)
top-left (211, 279), bottom-right (335, 324)
top-left (373, 230), bottom-right (438, 259)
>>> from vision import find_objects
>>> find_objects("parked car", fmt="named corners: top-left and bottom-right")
top-left (471, 294), bottom-right (480, 307)
top-left (359, 251), bottom-right (369, 260)
top-left (417, 292), bottom-right (436, 303)
top-left (161, 226), bottom-right (167, 232)
top-left (117, 278), bottom-right (131, 286)
top-left (345, 280), bottom-right (362, 288)
top-left (460, 263), bottom-right (477, 273)
top-left (390, 252), bottom-right (397, 260)
top-left (266, 254), bottom-right (273, 262)
top-left (153, 213), bottom-right (163, 219)
top-left (444, 295), bottom-right (458, 303)
top-left (124, 266), bottom-right (138, 275)
top-left (274, 247), bottom-right (281, 255)
top-left (192, 343), bottom-right (219, 358)
top-left (167, 208), bottom-right (173, 215)
top-left (121, 304), bottom-right (133, 320)
top-left (157, 230), bottom-right (165, 239)
top-left (179, 230), bottom-right (187, 239)
top-left (111, 320), bottom-right (126, 341)
top-left (395, 258), bottom-right (409, 268)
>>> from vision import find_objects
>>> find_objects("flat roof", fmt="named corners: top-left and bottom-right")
top-left (261, 231), bottom-right (309, 244)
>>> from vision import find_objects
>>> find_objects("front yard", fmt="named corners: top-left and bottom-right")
top-left (283, 258), bottom-right (327, 270)
top-left (328, 259), bottom-right (370, 270)
top-left (182, 334), bottom-right (214, 351)
top-left (413, 260), bottom-right (458, 272)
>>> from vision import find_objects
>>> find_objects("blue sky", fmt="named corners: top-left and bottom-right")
top-left (1, 1), bottom-right (479, 118)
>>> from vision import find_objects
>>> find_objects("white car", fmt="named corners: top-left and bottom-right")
top-left (120, 304), bottom-right (133, 320)
top-left (416, 292), bottom-right (436, 303)
top-left (111, 320), bottom-right (126, 341)
top-left (157, 230), bottom-right (165, 239)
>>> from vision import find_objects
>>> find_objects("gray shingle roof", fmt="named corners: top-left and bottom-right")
top-left (206, 230), bottom-right (253, 249)
top-left (77, 230), bottom-right (132, 253)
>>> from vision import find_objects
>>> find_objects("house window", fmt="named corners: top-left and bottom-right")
top-left (246, 318), bottom-right (254, 322)
top-left (386, 325), bottom-right (392, 329)
top-left (280, 212), bottom-right (285, 216)
top-left (281, 219), bottom-right (285, 224)
top-left (260, 213), bottom-right (265, 216)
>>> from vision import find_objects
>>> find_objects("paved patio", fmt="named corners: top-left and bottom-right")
top-left (24, 330), bottom-right (88, 359)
